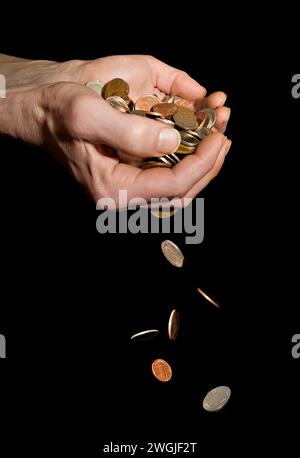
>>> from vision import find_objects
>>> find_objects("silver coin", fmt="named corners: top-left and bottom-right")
top-left (161, 240), bottom-right (184, 268)
top-left (203, 386), bottom-right (231, 412)
top-left (198, 108), bottom-right (216, 129)
top-left (85, 80), bottom-right (104, 96)
top-left (159, 156), bottom-right (173, 167)
top-left (197, 287), bottom-right (220, 308)
top-left (130, 329), bottom-right (159, 341)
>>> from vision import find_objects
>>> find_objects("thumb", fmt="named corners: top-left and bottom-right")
top-left (66, 87), bottom-right (181, 158)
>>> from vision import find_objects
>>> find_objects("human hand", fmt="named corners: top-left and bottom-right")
top-left (0, 55), bottom-right (231, 204)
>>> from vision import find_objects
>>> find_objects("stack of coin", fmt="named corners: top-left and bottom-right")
top-left (86, 78), bottom-right (217, 169)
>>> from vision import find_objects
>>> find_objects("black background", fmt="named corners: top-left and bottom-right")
top-left (0, 9), bottom-right (299, 457)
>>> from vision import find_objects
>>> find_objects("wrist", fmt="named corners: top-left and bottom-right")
top-left (0, 85), bottom-right (45, 144)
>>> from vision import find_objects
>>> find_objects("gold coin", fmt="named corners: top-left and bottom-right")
top-left (151, 359), bottom-right (172, 382)
top-left (168, 309), bottom-right (179, 340)
top-left (173, 111), bottom-right (198, 131)
top-left (152, 102), bottom-right (178, 118)
top-left (197, 287), bottom-right (220, 308)
top-left (135, 95), bottom-right (161, 112)
top-left (105, 95), bottom-right (131, 112)
top-left (102, 78), bottom-right (129, 100)
top-left (176, 144), bottom-right (196, 154)
top-left (140, 161), bottom-right (170, 170)
top-left (161, 240), bottom-right (184, 268)
top-left (151, 208), bottom-right (178, 218)
top-left (131, 109), bottom-right (146, 117)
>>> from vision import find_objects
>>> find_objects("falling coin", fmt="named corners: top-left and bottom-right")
top-left (203, 386), bottom-right (231, 412)
top-left (197, 287), bottom-right (220, 308)
top-left (161, 240), bottom-right (184, 268)
top-left (168, 309), bottom-right (179, 340)
top-left (151, 359), bottom-right (172, 382)
top-left (131, 329), bottom-right (159, 341)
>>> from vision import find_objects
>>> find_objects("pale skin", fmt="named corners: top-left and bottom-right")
top-left (0, 54), bottom-right (231, 206)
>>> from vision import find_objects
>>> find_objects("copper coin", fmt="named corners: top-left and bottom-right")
top-left (152, 102), bottom-right (178, 118)
top-left (175, 105), bottom-right (197, 118)
top-left (151, 359), bottom-right (172, 382)
top-left (161, 240), bottom-right (184, 267)
top-left (197, 287), bottom-right (220, 308)
top-left (168, 309), bottom-right (179, 340)
top-left (135, 95), bottom-right (161, 111)
top-left (156, 118), bottom-right (175, 127)
top-left (102, 78), bottom-right (129, 100)
top-left (173, 111), bottom-right (198, 131)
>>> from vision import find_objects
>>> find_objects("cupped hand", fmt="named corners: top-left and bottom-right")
top-left (5, 55), bottom-right (232, 205)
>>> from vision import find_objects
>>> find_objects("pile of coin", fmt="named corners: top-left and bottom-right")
top-left (130, 239), bottom-right (231, 412)
top-left (85, 78), bottom-right (217, 169)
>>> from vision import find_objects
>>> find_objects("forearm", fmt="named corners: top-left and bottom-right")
top-left (0, 53), bottom-right (83, 140)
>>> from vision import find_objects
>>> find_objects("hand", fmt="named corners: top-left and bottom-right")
top-left (0, 55), bottom-right (231, 205)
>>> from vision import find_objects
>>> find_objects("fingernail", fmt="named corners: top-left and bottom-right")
top-left (158, 128), bottom-right (181, 153)
top-left (225, 140), bottom-right (232, 155)
top-left (219, 93), bottom-right (227, 106)
top-left (224, 107), bottom-right (231, 121)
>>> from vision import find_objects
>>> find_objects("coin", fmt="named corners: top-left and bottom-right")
top-left (152, 102), bottom-right (178, 118)
top-left (131, 109), bottom-right (146, 117)
top-left (176, 144), bottom-right (196, 154)
top-left (135, 95), bottom-right (161, 111)
top-left (106, 95), bottom-right (131, 112)
top-left (173, 111), bottom-right (198, 131)
top-left (131, 329), bottom-right (159, 341)
top-left (198, 108), bottom-right (216, 129)
top-left (197, 287), bottom-right (220, 308)
top-left (85, 80), bottom-right (104, 95)
top-left (140, 161), bottom-right (170, 170)
top-left (161, 240), bottom-right (184, 268)
top-left (102, 78), bottom-right (129, 100)
top-left (151, 359), bottom-right (172, 382)
top-left (168, 309), bottom-right (179, 340)
top-left (175, 105), bottom-right (197, 118)
top-left (203, 386), bottom-right (231, 412)
top-left (156, 118), bottom-right (175, 127)
top-left (151, 208), bottom-right (178, 218)
top-left (180, 131), bottom-right (200, 147)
